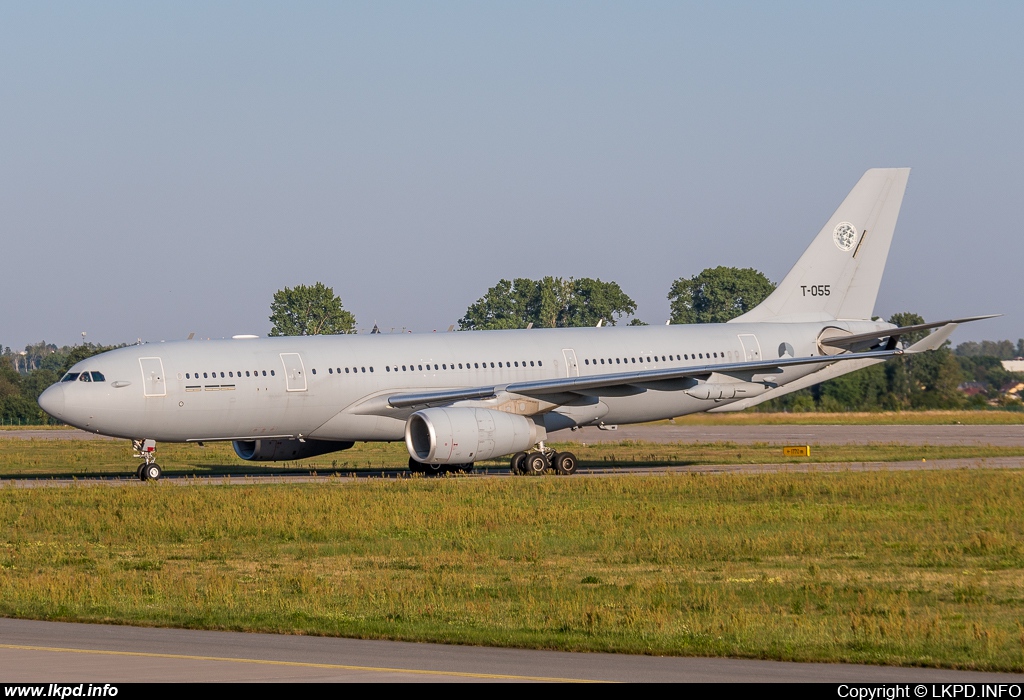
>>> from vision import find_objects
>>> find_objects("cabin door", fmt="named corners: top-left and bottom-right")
top-left (738, 334), bottom-right (762, 362)
top-left (562, 349), bottom-right (579, 377)
top-left (279, 353), bottom-right (308, 392)
top-left (139, 357), bottom-right (166, 397)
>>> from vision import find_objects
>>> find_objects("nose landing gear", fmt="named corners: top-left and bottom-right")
top-left (132, 439), bottom-right (161, 481)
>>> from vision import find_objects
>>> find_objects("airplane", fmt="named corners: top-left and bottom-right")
top-left (37, 168), bottom-right (994, 481)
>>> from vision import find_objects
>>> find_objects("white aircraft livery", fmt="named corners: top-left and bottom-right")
top-left (38, 168), bottom-right (993, 480)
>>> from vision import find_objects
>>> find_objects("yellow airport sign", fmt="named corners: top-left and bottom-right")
top-left (783, 445), bottom-right (811, 457)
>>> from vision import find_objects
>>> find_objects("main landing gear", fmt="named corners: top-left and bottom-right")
top-left (510, 442), bottom-right (578, 476)
top-left (133, 439), bottom-right (162, 481)
top-left (407, 456), bottom-right (474, 476)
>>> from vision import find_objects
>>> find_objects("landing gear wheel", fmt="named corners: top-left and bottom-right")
top-left (510, 452), bottom-right (528, 475)
top-left (142, 463), bottom-right (162, 481)
top-left (136, 464), bottom-right (147, 481)
top-left (408, 456), bottom-right (425, 474)
top-left (525, 453), bottom-right (548, 476)
top-left (553, 452), bottom-right (578, 476)
top-left (424, 462), bottom-right (446, 476)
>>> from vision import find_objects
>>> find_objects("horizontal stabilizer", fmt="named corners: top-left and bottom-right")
top-left (820, 315), bottom-right (1000, 352)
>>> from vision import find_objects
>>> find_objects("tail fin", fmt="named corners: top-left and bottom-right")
top-left (731, 168), bottom-right (910, 323)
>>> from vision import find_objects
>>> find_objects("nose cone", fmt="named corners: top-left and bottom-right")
top-left (38, 384), bottom-right (65, 420)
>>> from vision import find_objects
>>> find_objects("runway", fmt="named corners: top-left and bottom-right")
top-left (2, 618), bottom-right (1022, 683)
top-left (5, 456), bottom-right (1024, 488)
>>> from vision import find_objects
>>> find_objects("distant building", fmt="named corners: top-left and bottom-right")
top-left (958, 382), bottom-right (987, 397)
top-left (1002, 359), bottom-right (1024, 373)
top-left (1000, 379), bottom-right (1024, 397)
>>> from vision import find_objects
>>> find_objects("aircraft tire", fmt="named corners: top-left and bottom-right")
top-left (525, 454), bottom-right (548, 476)
top-left (553, 452), bottom-right (578, 476)
top-left (510, 452), bottom-right (528, 475)
top-left (424, 462), bottom-right (446, 476)
top-left (143, 463), bottom-right (162, 481)
top-left (408, 456), bottom-right (424, 474)
top-left (137, 464), bottom-right (147, 481)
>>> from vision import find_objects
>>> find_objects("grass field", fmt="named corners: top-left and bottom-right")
top-left (2, 438), bottom-right (1023, 478)
top-left (2, 471), bottom-right (1024, 671)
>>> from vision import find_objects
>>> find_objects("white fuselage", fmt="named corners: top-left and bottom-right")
top-left (39, 320), bottom-right (889, 444)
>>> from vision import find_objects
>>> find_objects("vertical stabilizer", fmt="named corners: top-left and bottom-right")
top-left (731, 168), bottom-right (910, 323)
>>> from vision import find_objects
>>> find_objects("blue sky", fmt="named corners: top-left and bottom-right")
top-left (1, 2), bottom-right (1021, 347)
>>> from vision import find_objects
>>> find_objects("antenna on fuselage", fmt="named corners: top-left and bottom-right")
top-left (187, 332), bottom-right (195, 340)
top-left (525, 322), bottom-right (533, 330)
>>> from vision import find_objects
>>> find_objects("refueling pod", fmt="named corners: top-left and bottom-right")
top-left (233, 438), bottom-right (354, 462)
top-left (406, 407), bottom-right (544, 465)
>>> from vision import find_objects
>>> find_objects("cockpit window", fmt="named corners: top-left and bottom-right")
top-left (79, 372), bottom-right (92, 382)
top-left (61, 373), bottom-right (80, 382)
top-left (90, 371), bottom-right (105, 382)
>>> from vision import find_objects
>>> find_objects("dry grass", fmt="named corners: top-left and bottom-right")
top-left (2, 470), bottom-right (1024, 671)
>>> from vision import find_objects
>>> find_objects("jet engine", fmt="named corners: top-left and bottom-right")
top-left (406, 408), bottom-right (542, 464)
top-left (232, 438), bottom-right (354, 462)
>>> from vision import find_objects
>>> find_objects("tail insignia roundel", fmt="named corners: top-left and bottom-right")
top-left (833, 222), bottom-right (857, 251)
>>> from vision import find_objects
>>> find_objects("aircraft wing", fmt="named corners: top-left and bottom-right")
top-left (386, 348), bottom-right (901, 409)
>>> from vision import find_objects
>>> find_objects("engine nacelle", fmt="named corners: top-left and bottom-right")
top-left (406, 408), bottom-right (541, 464)
top-left (232, 438), bottom-right (354, 462)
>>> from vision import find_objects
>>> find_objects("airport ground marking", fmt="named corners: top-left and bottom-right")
top-left (0, 643), bottom-right (607, 683)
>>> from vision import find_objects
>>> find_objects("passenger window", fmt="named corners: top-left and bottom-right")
top-left (530, 361), bottom-right (535, 366)
top-left (615, 358), bottom-right (620, 364)
top-left (386, 366), bottom-right (390, 372)
top-left (271, 370), bottom-right (275, 376)
top-left (434, 364), bottom-right (438, 370)
top-left (262, 370), bottom-right (267, 376)
top-left (538, 361), bottom-right (542, 366)
top-left (312, 369), bottom-right (317, 375)
top-left (458, 363), bottom-right (463, 369)
top-left (361, 367), bottom-right (365, 373)
top-left (631, 358), bottom-right (636, 363)
top-left (345, 368), bottom-right (350, 374)
top-left (474, 363), bottom-right (479, 368)
top-left (229, 372), bottom-right (234, 377)
top-left (402, 366), bottom-right (406, 371)
top-left (185, 373), bottom-right (190, 379)
top-left (584, 359), bottom-right (589, 365)
top-left (370, 367), bottom-right (374, 372)
top-left (490, 362), bottom-right (495, 368)
top-left (203, 372), bottom-right (208, 378)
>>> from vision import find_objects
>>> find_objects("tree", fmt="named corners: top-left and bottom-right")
top-left (668, 267), bottom-right (775, 324)
top-left (459, 277), bottom-right (638, 330)
top-left (888, 312), bottom-right (927, 347)
top-left (269, 283), bottom-right (356, 336)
